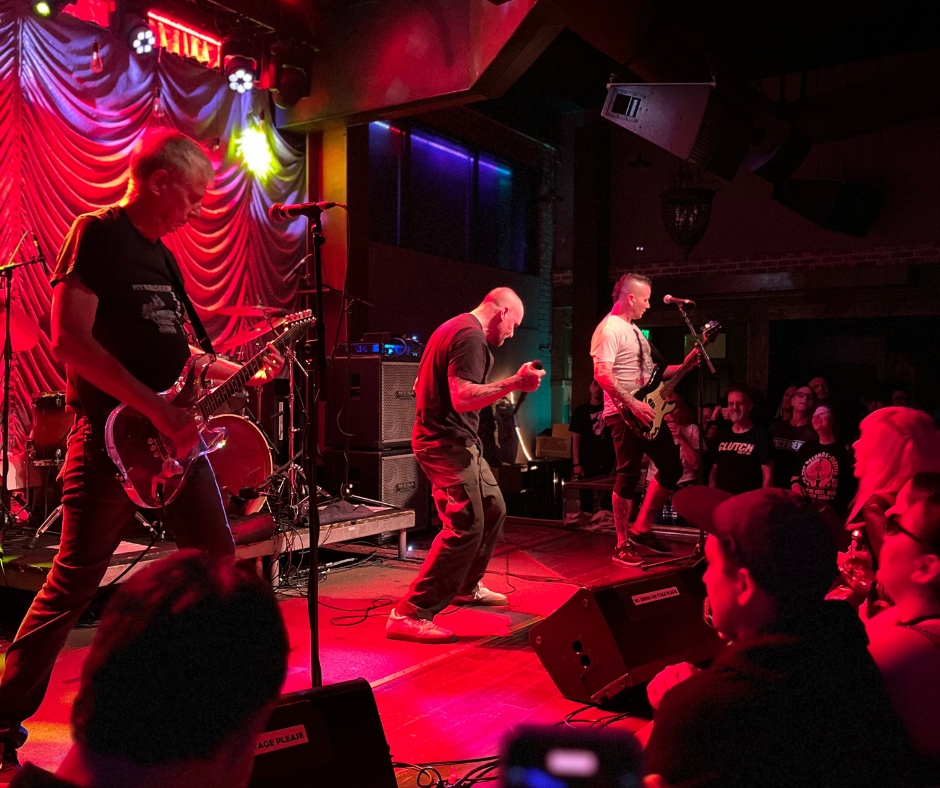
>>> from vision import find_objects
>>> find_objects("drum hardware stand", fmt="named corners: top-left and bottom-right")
top-left (643, 304), bottom-right (714, 572)
top-left (1, 236), bottom-right (45, 532)
top-left (28, 505), bottom-right (163, 550)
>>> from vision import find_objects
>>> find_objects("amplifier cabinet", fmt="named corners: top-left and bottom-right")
top-left (326, 356), bottom-right (418, 450)
top-left (324, 449), bottom-right (429, 531)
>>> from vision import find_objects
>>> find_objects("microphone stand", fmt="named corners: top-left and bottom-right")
top-left (0, 247), bottom-right (44, 533)
top-left (642, 304), bottom-right (714, 572)
top-left (299, 212), bottom-right (328, 688)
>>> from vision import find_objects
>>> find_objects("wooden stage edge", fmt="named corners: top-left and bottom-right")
top-left (0, 505), bottom-right (416, 593)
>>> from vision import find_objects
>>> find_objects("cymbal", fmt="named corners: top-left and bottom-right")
top-left (217, 317), bottom-right (286, 354)
top-left (216, 305), bottom-right (289, 318)
top-left (0, 304), bottom-right (40, 352)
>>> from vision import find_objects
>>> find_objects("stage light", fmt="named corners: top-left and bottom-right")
top-left (128, 23), bottom-right (156, 55)
top-left (32, 0), bottom-right (70, 17)
top-left (90, 41), bottom-right (103, 74)
top-left (237, 122), bottom-right (273, 180)
top-left (225, 55), bottom-right (256, 93)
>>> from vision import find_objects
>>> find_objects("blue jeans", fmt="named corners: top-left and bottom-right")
top-left (0, 417), bottom-right (233, 750)
top-left (396, 443), bottom-right (506, 620)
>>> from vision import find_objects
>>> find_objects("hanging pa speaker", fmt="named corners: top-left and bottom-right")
top-left (530, 561), bottom-right (723, 706)
top-left (249, 678), bottom-right (397, 788)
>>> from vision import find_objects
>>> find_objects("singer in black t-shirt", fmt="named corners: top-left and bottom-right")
top-left (0, 131), bottom-right (281, 769)
top-left (387, 289), bottom-right (545, 644)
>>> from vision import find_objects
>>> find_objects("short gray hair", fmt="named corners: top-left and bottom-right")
top-left (127, 129), bottom-right (213, 194)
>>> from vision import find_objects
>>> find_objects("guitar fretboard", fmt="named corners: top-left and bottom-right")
top-left (197, 314), bottom-right (312, 418)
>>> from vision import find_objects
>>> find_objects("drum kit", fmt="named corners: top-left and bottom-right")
top-left (4, 302), bottom-right (316, 543)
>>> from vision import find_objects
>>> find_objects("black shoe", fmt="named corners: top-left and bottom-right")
top-left (630, 530), bottom-right (672, 554)
top-left (612, 543), bottom-right (643, 567)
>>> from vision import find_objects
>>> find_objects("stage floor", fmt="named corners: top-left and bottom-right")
top-left (0, 520), bottom-right (680, 785)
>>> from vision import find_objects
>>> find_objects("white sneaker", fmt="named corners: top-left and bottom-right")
top-left (385, 609), bottom-right (457, 643)
top-left (453, 583), bottom-right (508, 606)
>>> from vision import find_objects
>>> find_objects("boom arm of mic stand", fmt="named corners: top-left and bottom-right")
top-left (676, 305), bottom-right (716, 374)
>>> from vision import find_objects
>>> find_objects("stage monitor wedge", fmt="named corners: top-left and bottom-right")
top-left (603, 81), bottom-right (756, 181)
top-left (530, 562), bottom-right (723, 706)
top-left (249, 678), bottom-right (397, 788)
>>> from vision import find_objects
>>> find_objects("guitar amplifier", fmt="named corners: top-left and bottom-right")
top-left (323, 449), bottom-right (430, 531)
top-left (325, 356), bottom-right (418, 450)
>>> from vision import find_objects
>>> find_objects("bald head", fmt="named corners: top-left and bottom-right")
top-left (482, 288), bottom-right (523, 314)
top-left (473, 288), bottom-right (524, 347)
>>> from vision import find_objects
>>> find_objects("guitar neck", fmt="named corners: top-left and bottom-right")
top-left (660, 351), bottom-right (698, 398)
top-left (197, 322), bottom-right (303, 418)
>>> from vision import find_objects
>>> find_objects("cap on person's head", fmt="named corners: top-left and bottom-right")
top-left (674, 487), bottom-right (838, 607)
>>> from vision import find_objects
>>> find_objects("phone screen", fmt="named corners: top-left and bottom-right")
top-left (501, 725), bottom-right (644, 788)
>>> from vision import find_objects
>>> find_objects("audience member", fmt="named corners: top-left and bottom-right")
top-left (569, 379), bottom-right (615, 481)
top-left (769, 385), bottom-right (818, 488)
top-left (791, 405), bottom-right (857, 517)
top-left (865, 473), bottom-right (940, 783)
top-left (6, 551), bottom-right (289, 788)
top-left (645, 488), bottom-right (913, 788)
top-left (773, 385), bottom-right (797, 423)
top-left (808, 376), bottom-right (831, 406)
top-left (849, 407), bottom-right (940, 559)
top-left (664, 394), bottom-right (699, 486)
top-left (891, 387), bottom-right (912, 408)
top-left (708, 386), bottom-right (773, 494)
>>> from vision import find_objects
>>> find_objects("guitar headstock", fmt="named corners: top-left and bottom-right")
top-left (700, 320), bottom-right (722, 344)
top-left (283, 309), bottom-right (315, 328)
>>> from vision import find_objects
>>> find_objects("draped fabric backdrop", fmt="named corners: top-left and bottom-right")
top-left (0, 0), bottom-right (307, 451)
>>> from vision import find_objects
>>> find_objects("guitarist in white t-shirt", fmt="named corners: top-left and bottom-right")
top-left (591, 272), bottom-right (692, 567)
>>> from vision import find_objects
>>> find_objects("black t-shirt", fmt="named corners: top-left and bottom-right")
top-left (769, 420), bottom-right (818, 488)
top-left (51, 207), bottom-right (192, 433)
top-left (793, 439), bottom-right (857, 516)
top-left (711, 424), bottom-right (772, 494)
top-left (646, 601), bottom-right (914, 788)
top-left (568, 401), bottom-right (615, 475)
top-left (412, 313), bottom-right (493, 449)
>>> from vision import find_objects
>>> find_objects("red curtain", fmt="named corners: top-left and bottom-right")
top-left (0, 0), bottom-right (307, 451)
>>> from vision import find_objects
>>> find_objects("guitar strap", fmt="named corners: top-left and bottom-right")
top-left (160, 245), bottom-right (215, 355)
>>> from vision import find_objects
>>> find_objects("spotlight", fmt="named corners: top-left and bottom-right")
top-left (128, 23), bottom-right (156, 55)
top-left (33, 0), bottom-right (70, 17)
top-left (237, 121), bottom-right (274, 179)
top-left (225, 55), bottom-right (256, 93)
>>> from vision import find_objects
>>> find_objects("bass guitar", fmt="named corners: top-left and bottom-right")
top-left (618, 320), bottom-right (720, 440)
top-left (105, 310), bottom-right (314, 508)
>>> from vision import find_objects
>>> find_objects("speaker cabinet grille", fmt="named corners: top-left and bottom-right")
top-left (381, 363), bottom-right (419, 445)
top-left (323, 449), bottom-right (429, 530)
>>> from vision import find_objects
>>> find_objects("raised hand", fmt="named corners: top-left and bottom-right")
top-left (516, 361), bottom-right (545, 392)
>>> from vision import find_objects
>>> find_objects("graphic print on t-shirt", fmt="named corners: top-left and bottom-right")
top-left (801, 450), bottom-right (839, 502)
top-left (590, 408), bottom-right (606, 436)
top-left (718, 440), bottom-right (755, 456)
top-left (135, 285), bottom-right (183, 335)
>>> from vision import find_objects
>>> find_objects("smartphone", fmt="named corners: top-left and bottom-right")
top-left (500, 725), bottom-right (645, 788)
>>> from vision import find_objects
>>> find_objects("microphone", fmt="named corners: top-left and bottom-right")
top-left (663, 294), bottom-right (695, 306)
top-left (268, 201), bottom-right (346, 223)
top-left (32, 233), bottom-right (49, 275)
top-left (531, 361), bottom-right (543, 371)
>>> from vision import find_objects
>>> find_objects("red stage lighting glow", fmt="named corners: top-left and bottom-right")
top-left (147, 10), bottom-right (222, 69)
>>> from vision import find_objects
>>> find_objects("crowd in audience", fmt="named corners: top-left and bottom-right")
top-left (642, 396), bottom-right (940, 788)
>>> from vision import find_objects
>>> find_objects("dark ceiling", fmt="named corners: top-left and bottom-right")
top-left (470, 0), bottom-right (939, 144)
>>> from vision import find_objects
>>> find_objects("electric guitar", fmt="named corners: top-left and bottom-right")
top-left (618, 320), bottom-right (721, 440)
top-left (105, 310), bottom-right (314, 508)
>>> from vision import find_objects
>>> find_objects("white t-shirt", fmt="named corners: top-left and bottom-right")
top-left (590, 313), bottom-right (654, 419)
